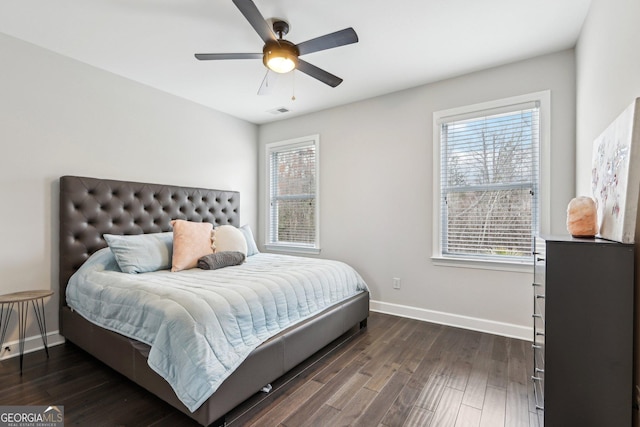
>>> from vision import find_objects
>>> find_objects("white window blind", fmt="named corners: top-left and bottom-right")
top-left (439, 101), bottom-right (540, 261)
top-left (267, 136), bottom-right (319, 251)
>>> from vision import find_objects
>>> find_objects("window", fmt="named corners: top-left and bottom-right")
top-left (265, 135), bottom-right (320, 253)
top-left (433, 92), bottom-right (549, 267)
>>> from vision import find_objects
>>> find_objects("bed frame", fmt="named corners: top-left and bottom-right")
top-left (58, 175), bottom-right (369, 426)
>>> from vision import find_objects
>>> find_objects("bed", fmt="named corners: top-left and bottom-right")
top-left (58, 175), bottom-right (369, 426)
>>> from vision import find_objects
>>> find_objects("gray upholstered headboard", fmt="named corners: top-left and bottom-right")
top-left (58, 175), bottom-right (240, 311)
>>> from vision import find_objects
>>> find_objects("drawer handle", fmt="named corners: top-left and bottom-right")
top-left (536, 294), bottom-right (545, 299)
top-left (532, 375), bottom-right (542, 382)
top-left (536, 331), bottom-right (545, 337)
top-left (536, 405), bottom-right (544, 411)
top-left (532, 313), bottom-right (542, 318)
top-left (532, 282), bottom-right (543, 287)
top-left (535, 368), bottom-right (544, 374)
top-left (532, 344), bottom-right (542, 349)
top-left (536, 257), bottom-right (545, 262)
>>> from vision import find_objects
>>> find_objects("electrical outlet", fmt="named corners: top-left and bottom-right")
top-left (393, 278), bottom-right (401, 289)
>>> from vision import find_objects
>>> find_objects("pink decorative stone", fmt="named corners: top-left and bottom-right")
top-left (566, 196), bottom-right (598, 237)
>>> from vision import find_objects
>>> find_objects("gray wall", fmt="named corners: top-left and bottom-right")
top-left (575, 0), bottom-right (640, 195)
top-left (0, 33), bottom-right (258, 351)
top-left (259, 50), bottom-right (576, 339)
top-left (9, 0), bottom-right (627, 351)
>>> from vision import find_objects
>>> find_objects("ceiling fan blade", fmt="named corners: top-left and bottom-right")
top-left (296, 28), bottom-right (359, 56)
top-left (296, 59), bottom-right (343, 87)
top-left (232, 0), bottom-right (278, 44)
top-left (195, 53), bottom-right (262, 60)
top-left (257, 70), bottom-right (279, 95)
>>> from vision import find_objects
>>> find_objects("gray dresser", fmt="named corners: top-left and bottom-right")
top-left (532, 237), bottom-right (545, 425)
top-left (533, 236), bottom-right (634, 427)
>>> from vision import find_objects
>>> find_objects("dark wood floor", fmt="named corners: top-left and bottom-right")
top-left (0, 312), bottom-right (540, 426)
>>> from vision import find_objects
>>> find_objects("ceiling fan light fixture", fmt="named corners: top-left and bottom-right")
top-left (263, 41), bottom-right (299, 74)
top-left (266, 55), bottom-right (296, 73)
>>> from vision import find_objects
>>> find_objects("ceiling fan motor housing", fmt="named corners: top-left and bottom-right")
top-left (272, 20), bottom-right (290, 38)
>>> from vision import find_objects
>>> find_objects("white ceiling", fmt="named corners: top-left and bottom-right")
top-left (0, 0), bottom-right (591, 124)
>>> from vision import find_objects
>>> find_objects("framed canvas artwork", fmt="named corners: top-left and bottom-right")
top-left (591, 97), bottom-right (640, 243)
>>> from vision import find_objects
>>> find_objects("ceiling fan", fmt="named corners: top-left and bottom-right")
top-left (195, 0), bottom-right (359, 89)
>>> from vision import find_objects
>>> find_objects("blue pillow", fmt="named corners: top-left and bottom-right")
top-left (104, 232), bottom-right (173, 273)
top-left (239, 225), bottom-right (260, 256)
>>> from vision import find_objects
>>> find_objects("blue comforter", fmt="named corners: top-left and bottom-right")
top-left (66, 248), bottom-right (368, 412)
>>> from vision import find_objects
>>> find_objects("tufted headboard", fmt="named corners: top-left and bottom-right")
top-left (58, 175), bottom-right (240, 311)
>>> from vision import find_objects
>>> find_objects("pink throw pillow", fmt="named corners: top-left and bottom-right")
top-left (170, 220), bottom-right (214, 272)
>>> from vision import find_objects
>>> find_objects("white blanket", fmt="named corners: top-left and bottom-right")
top-left (66, 248), bottom-right (368, 412)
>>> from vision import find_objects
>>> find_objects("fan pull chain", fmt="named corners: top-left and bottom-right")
top-left (291, 71), bottom-right (296, 101)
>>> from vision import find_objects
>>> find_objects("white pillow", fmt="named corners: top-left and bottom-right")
top-left (104, 232), bottom-right (173, 274)
top-left (239, 224), bottom-right (260, 256)
top-left (213, 225), bottom-right (248, 256)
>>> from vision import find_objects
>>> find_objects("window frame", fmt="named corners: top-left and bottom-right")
top-left (264, 134), bottom-right (321, 254)
top-left (432, 91), bottom-right (551, 271)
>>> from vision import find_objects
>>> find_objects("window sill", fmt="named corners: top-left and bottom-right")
top-left (265, 244), bottom-right (321, 255)
top-left (431, 255), bottom-right (532, 273)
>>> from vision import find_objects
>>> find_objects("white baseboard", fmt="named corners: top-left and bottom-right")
top-left (370, 300), bottom-right (533, 341)
top-left (0, 331), bottom-right (65, 360)
top-left (0, 305), bottom-right (531, 361)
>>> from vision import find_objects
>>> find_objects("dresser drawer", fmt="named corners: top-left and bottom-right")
top-left (533, 237), bottom-right (546, 284)
top-left (532, 370), bottom-right (544, 410)
top-left (533, 292), bottom-right (545, 327)
top-left (532, 341), bottom-right (545, 405)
